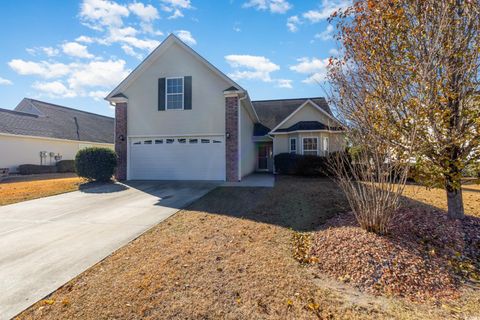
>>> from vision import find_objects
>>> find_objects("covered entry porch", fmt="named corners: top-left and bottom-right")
top-left (255, 141), bottom-right (274, 173)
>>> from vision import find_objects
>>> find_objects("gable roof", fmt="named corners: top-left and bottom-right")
top-left (251, 97), bottom-right (333, 131)
top-left (0, 98), bottom-right (114, 143)
top-left (106, 33), bottom-right (244, 101)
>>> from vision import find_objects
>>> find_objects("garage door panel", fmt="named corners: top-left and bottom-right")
top-left (129, 136), bottom-right (225, 180)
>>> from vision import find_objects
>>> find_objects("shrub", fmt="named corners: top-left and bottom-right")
top-left (56, 160), bottom-right (76, 173)
top-left (274, 153), bottom-right (299, 175)
top-left (18, 164), bottom-right (57, 175)
top-left (75, 147), bottom-right (117, 182)
top-left (274, 153), bottom-right (330, 176)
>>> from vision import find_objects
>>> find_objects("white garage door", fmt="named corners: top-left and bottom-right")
top-left (129, 136), bottom-right (226, 180)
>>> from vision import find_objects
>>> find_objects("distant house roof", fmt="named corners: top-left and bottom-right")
top-left (0, 98), bottom-right (114, 143)
top-left (251, 97), bottom-right (333, 132)
top-left (273, 121), bottom-right (342, 133)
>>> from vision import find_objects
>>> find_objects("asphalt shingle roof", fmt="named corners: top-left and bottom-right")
top-left (0, 98), bottom-right (114, 143)
top-left (251, 97), bottom-right (332, 132)
top-left (273, 121), bottom-right (342, 133)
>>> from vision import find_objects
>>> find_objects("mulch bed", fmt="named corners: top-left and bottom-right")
top-left (310, 207), bottom-right (480, 302)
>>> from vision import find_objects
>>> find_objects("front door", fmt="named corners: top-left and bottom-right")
top-left (258, 144), bottom-right (272, 171)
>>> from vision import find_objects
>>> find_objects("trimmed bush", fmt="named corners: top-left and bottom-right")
top-left (56, 160), bottom-right (76, 173)
top-left (75, 147), bottom-right (117, 182)
top-left (18, 164), bottom-right (57, 175)
top-left (274, 153), bottom-right (330, 176)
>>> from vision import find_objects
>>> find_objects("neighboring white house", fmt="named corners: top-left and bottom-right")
top-left (0, 98), bottom-right (114, 172)
top-left (106, 34), bottom-right (344, 182)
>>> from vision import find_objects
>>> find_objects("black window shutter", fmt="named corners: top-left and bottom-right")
top-left (158, 78), bottom-right (166, 111)
top-left (184, 76), bottom-right (192, 110)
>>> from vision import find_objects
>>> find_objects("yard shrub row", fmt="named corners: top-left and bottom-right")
top-left (18, 164), bottom-right (58, 175)
top-left (274, 153), bottom-right (332, 176)
top-left (18, 160), bottom-right (77, 175)
top-left (56, 160), bottom-right (76, 173)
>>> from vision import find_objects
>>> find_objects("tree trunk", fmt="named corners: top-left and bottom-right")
top-left (445, 179), bottom-right (465, 220)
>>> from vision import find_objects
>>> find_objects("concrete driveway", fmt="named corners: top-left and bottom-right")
top-left (0, 181), bottom-right (218, 320)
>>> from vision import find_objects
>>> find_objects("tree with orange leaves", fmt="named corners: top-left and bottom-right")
top-left (329, 0), bottom-right (480, 220)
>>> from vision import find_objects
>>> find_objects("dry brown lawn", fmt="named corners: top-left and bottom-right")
top-left (16, 176), bottom-right (480, 320)
top-left (0, 175), bottom-right (84, 206)
top-left (403, 182), bottom-right (480, 218)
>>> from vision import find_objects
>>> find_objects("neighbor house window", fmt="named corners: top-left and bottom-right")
top-left (289, 138), bottom-right (297, 154)
top-left (166, 77), bottom-right (184, 110)
top-left (303, 137), bottom-right (318, 156)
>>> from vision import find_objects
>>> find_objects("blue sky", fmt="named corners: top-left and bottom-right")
top-left (0, 0), bottom-right (349, 116)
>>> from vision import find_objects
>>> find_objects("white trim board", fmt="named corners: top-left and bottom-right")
top-left (127, 133), bottom-right (225, 138)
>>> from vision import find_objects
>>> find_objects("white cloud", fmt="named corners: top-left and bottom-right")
top-left (175, 30), bottom-right (196, 46)
top-left (88, 90), bottom-right (109, 101)
top-left (121, 44), bottom-right (143, 59)
top-left (290, 57), bottom-right (330, 84)
top-left (32, 81), bottom-right (77, 98)
top-left (80, 0), bottom-right (129, 30)
top-left (160, 0), bottom-right (192, 19)
top-left (303, 0), bottom-right (351, 23)
top-left (10, 57), bottom-right (130, 99)
top-left (233, 22), bottom-right (241, 32)
top-left (0, 77), bottom-right (13, 85)
top-left (128, 2), bottom-right (159, 21)
top-left (329, 48), bottom-right (339, 56)
top-left (67, 59), bottom-right (129, 91)
top-left (287, 0), bottom-right (350, 32)
top-left (128, 2), bottom-right (160, 33)
top-left (102, 25), bottom-right (160, 51)
top-left (225, 54), bottom-right (280, 82)
top-left (276, 79), bottom-right (293, 89)
top-left (225, 54), bottom-right (292, 87)
top-left (314, 24), bottom-right (334, 41)
top-left (26, 46), bottom-right (60, 57)
top-left (286, 15), bottom-right (300, 32)
top-left (78, 0), bottom-right (162, 54)
top-left (75, 35), bottom-right (95, 43)
top-left (8, 59), bottom-right (71, 79)
top-left (62, 42), bottom-right (95, 59)
top-left (243, 0), bottom-right (292, 14)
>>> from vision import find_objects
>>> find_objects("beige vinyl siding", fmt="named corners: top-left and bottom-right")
top-left (240, 101), bottom-right (256, 178)
top-left (124, 42), bottom-right (231, 137)
top-left (278, 102), bottom-right (334, 130)
top-left (0, 134), bottom-right (113, 172)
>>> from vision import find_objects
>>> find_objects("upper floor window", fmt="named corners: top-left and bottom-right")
top-left (289, 138), bottom-right (297, 154)
top-left (303, 137), bottom-right (318, 156)
top-left (166, 77), bottom-right (184, 110)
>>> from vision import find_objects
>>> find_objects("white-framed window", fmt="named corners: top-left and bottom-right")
top-left (323, 137), bottom-right (329, 154)
top-left (302, 137), bottom-right (318, 156)
top-left (289, 137), bottom-right (297, 154)
top-left (166, 77), bottom-right (184, 110)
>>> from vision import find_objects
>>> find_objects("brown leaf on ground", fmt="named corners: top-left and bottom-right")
top-left (311, 206), bottom-right (480, 302)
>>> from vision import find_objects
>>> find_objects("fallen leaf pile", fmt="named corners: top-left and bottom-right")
top-left (310, 207), bottom-right (480, 302)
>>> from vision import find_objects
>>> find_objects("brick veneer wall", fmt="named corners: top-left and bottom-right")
top-left (225, 95), bottom-right (239, 182)
top-left (115, 102), bottom-right (127, 181)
